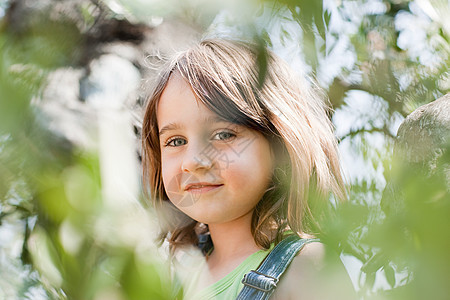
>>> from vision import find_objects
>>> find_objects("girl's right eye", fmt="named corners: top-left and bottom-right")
top-left (165, 137), bottom-right (187, 147)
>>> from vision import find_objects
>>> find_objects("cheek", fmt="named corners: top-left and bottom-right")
top-left (220, 139), bottom-right (274, 191)
top-left (160, 156), bottom-right (178, 191)
top-left (161, 157), bottom-right (185, 205)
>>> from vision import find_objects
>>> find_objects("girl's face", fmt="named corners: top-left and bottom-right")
top-left (157, 73), bottom-right (274, 225)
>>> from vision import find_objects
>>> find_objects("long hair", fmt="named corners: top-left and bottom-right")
top-left (141, 39), bottom-right (346, 253)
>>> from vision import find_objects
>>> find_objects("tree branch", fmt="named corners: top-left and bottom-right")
top-left (339, 126), bottom-right (396, 141)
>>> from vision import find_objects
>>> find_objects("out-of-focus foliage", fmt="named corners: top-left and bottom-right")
top-left (0, 1), bottom-right (178, 299)
top-left (0, 0), bottom-right (449, 299)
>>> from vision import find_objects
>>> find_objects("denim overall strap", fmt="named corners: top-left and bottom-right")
top-left (236, 235), bottom-right (319, 300)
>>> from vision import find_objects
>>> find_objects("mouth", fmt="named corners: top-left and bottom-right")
top-left (184, 182), bottom-right (224, 193)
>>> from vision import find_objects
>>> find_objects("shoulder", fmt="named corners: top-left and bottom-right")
top-left (293, 240), bottom-right (326, 265)
top-left (271, 240), bottom-right (356, 300)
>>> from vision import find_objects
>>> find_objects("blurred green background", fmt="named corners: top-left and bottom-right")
top-left (0, 0), bottom-right (449, 299)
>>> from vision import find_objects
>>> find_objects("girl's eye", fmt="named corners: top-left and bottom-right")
top-left (213, 131), bottom-right (236, 141)
top-left (165, 137), bottom-right (187, 147)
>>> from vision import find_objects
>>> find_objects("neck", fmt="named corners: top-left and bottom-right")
top-left (207, 210), bottom-right (260, 264)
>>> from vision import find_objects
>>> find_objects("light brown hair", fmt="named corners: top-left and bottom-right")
top-left (141, 39), bottom-right (346, 252)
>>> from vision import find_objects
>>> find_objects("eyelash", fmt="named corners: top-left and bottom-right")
top-left (164, 130), bottom-right (237, 147)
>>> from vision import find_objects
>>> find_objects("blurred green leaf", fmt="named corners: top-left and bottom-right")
top-left (384, 264), bottom-right (396, 288)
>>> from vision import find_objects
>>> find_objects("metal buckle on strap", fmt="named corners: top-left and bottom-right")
top-left (241, 270), bottom-right (279, 292)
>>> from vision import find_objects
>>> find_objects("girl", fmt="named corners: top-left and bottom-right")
top-left (141, 39), bottom-right (354, 299)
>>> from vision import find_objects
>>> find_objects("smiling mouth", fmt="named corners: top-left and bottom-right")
top-left (185, 183), bottom-right (224, 193)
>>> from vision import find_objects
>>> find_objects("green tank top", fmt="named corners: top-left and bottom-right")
top-left (192, 249), bottom-right (271, 299)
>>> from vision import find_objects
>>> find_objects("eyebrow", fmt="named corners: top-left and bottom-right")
top-left (158, 116), bottom-right (230, 136)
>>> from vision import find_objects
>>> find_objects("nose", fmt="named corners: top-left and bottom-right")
top-left (181, 142), bottom-right (213, 173)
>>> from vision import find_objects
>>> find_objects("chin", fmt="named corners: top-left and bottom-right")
top-left (189, 213), bottom-right (231, 225)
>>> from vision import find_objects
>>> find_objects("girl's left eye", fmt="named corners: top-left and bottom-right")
top-left (212, 131), bottom-right (236, 141)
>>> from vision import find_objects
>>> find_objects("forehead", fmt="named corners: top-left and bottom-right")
top-left (157, 73), bottom-right (217, 127)
top-left (161, 72), bottom-right (193, 100)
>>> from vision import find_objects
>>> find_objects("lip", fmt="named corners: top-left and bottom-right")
top-left (184, 182), bottom-right (224, 193)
